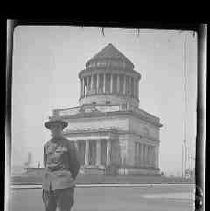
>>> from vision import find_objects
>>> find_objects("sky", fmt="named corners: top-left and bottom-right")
top-left (11, 26), bottom-right (197, 175)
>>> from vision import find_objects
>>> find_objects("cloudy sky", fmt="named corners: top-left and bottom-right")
top-left (11, 26), bottom-right (197, 175)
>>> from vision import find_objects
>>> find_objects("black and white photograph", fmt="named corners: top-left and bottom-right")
top-left (5, 22), bottom-right (206, 211)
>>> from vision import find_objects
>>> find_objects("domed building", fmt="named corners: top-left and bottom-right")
top-left (51, 43), bottom-right (163, 175)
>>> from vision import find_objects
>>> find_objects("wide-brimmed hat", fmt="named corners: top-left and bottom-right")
top-left (44, 117), bottom-right (68, 130)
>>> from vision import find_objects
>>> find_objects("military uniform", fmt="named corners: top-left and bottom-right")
top-left (42, 119), bottom-right (80, 211)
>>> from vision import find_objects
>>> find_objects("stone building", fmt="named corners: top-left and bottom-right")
top-left (51, 43), bottom-right (163, 175)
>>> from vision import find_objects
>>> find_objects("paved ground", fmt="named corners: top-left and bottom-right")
top-left (8, 184), bottom-right (195, 211)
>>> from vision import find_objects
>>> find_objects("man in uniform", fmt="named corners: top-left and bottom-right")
top-left (42, 117), bottom-right (80, 211)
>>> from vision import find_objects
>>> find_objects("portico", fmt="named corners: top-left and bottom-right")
top-left (64, 128), bottom-right (121, 172)
top-left (76, 139), bottom-right (112, 167)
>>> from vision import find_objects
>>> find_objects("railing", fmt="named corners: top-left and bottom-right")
top-left (53, 105), bottom-right (122, 117)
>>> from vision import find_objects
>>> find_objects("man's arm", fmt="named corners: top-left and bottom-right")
top-left (67, 142), bottom-right (81, 179)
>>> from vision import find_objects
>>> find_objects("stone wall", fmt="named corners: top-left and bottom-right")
top-left (129, 116), bottom-right (160, 140)
top-left (79, 94), bottom-right (138, 108)
top-left (65, 115), bottom-right (129, 132)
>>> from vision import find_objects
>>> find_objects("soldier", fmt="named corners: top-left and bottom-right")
top-left (42, 117), bottom-right (80, 211)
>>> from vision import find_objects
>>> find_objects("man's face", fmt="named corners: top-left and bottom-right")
top-left (51, 124), bottom-right (63, 137)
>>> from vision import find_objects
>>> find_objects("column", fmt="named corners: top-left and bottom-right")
top-left (106, 139), bottom-right (111, 165)
top-left (82, 77), bottom-right (85, 97)
top-left (145, 145), bottom-right (148, 167)
top-left (87, 76), bottom-right (90, 95)
top-left (103, 73), bottom-right (106, 93)
top-left (139, 143), bottom-right (142, 167)
top-left (134, 79), bottom-right (137, 98)
top-left (138, 143), bottom-right (140, 167)
top-left (141, 143), bottom-right (144, 167)
top-left (74, 141), bottom-right (79, 151)
top-left (85, 140), bottom-right (89, 166)
top-left (149, 146), bottom-right (152, 167)
top-left (151, 147), bottom-right (154, 167)
top-left (91, 74), bottom-right (94, 93)
top-left (148, 146), bottom-right (150, 167)
top-left (135, 142), bottom-right (138, 167)
top-left (129, 76), bottom-right (132, 96)
top-left (150, 147), bottom-right (152, 167)
top-left (123, 75), bottom-right (126, 95)
top-left (130, 77), bottom-right (133, 97)
top-left (80, 78), bottom-right (83, 98)
top-left (146, 145), bottom-right (149, 167)
top-left (138, 143), bottom-right (141, 167)
top-left (153, 147), bottom-right (156, 168)
top-left (155, 146), bottom-right (159, 168)
top-left (133, 79), bottom-right (136, 98)
top-left (110, 74), bottom-right (113, 94)
top-left (152, 146), bottom-right (155, 167)
top-left (136, 80), bottom-right (139, 99)
top-left (117, 74), bottom-right (120, 94)
top-left (96, 73), bottom-right (99, 94)
top-left (96, 140), bottom-right (101, 166)
top-left (142, 144), bottom-right (145, 167)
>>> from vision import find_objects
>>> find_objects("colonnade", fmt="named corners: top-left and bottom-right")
top-left (135, 142), bottom-right (158, 168)
top-left (76, 139), bottom-right (112, 167)
top-left (75, 140), bottom-right (158, 169)
top-left (80, 73), bottom-right (139, 98)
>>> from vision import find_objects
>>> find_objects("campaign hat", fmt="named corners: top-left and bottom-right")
top-left (44, 117), bottom-right (68, 130)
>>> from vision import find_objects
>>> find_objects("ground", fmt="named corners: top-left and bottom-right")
top-left (11, 173), bottom-right (194, 185)
top-left (8, 184), bottom-right (194, 211)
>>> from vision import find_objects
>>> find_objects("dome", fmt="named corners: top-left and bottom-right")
top-left (79, 44), bottom-right (141, 108)
top-left (86, 43), bottom-right (134, 70)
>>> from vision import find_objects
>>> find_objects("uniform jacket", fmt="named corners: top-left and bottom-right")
top-left (42, 136), bottom-right (80, 191)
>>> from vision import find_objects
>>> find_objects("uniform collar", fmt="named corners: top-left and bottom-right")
top-left (51, 136), bottom-right (64, 142)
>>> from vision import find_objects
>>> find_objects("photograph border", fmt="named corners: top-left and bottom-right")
top-left (5, 20), bottom-right (206, 211)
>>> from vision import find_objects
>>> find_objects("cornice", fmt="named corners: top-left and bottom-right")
top-left (63, 128), bottom-right (160, 143)
top-left (79, 93), bottom-right (140, 103)
top-left (63, 128), bottom-right (119, 135)
top-left (78, 68), bottom-right (141, 80)
top-left (59, 110), bottom-right (162, 128)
